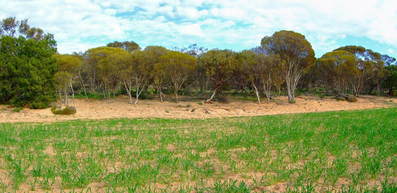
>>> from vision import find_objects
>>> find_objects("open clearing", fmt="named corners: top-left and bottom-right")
top-left (0, 95), bottom-right (396, 123)
top-left (0, 108), bottom-right (396, 192)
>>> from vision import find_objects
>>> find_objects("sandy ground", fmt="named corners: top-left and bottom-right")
top-left (0, 95), bottom-right (396, 123)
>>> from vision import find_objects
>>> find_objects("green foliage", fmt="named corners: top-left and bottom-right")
top-left (51, 106), bottom-right (76, 115)
top-left (0, 35), bottom-right (57, 108)
top-left (55, 54), bottom-right (82, 73)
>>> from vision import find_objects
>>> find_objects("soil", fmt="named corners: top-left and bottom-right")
top-left (0, 95), bottom-right (396, 123)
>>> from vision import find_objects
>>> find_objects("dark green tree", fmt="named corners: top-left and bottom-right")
top-left (0, 36), bottom-right (57, 108)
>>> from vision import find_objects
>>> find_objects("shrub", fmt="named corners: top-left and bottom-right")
top-left (30, 95), bottom-right (54, 109)
top-left (51, 106), bottom-right (76, 115)
top-left (335, 95), bottom-right (346, 101)
top-left (346, 95), bottom-right (358, 102)
top-left (0, 36), bottom-right (57, 108)
top-left (335, 95), bottom-right (357, 102)
top-left (139, 91), bottom-right (154, 100)
top-left (12, 107), bottom-right (23, 112)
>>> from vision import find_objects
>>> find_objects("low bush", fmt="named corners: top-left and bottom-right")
top-left (346, 95), bottom-right (358, 102)
top-left (335, 94), bottom-right (357, 102)
top-left (51, 106), bottom-right (76, 115)
top-left (335, 95), bottom-right (346, 101)
top-left (12, 107), bottom-right (23, 112)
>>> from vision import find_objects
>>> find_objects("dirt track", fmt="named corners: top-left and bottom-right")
top-left (0, 95), bottom-right (396, 123)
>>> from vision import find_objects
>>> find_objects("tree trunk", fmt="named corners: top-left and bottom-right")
top-left (286, 76), bottom-right (295, 103)
top-left (287, 85), bottom-right (294, 103)
top-left (134, 84), bottom-right (145, 105)
top-left (262, 79), bottom-right (272, 102)
top-left (123, 81), bottom-right (133, 104)
top-left (135, 88), bottom-right (140, 105)
top-left (251, 82), bottom-right (261, 104)
top-left (174, 82), bottom-right (180, 103)
top-left (174, 90), bottom-right (179, 103)
top-left (206, 88), bottom-right (217, 103)
top-left (158, 87), bottom-right (164, 102)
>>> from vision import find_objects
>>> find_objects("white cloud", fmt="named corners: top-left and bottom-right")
top-left (0, 0), bottom-right (396, 56)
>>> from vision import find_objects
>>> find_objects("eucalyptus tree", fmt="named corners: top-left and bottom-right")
top-left (85, 47), bottom-right (130, 98)
top-left (156, 51), bottom-right (197, 102)
top-left (261, 30), bottom-right (315, 103)
top-left (199, 50), bottom-right (239, 102)
top-left (317, 50), bottom-right (358, 95)
top-left (336, 46), bottom-right (385, 95)
top-left (239, 50), bottom-right (261, 103)
top-left (107, 41), bottom-right (140, 53)
top-left (143, 46), bottom-right (169, 102)
top-left (121, 50), bottom-right (149, 104)
top-left (54, 54), bottom-right (83, 105)
top-left (0, 17), bottom-right (54, 42)
top-left (240, 49), bottom-right (283, 103)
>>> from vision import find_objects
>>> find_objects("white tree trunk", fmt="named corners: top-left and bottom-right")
top-left (134, 83), bottom-right (145, 105)
top-left (252, 82), bottom-right (261, 104)
top-left (206, 88), bottom-right (217, 103)
top-left (285, 61), bottom-right (301, 104)
top-left (158, 87), bottom-right (164, 102)
top-left (123, 81), bottom-right (133, 104)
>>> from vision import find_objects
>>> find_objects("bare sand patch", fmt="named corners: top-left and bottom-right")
top-left (0, 95), bottom-right (395, 123)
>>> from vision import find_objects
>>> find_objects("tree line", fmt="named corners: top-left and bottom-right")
top-left (1, 17), bottom-right (397, 108)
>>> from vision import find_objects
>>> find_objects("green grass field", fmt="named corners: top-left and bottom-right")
top-left (0, 108), bottom-right (396, 192)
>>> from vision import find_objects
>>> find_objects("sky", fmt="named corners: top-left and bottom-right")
top-left (1, 0), bottom-right (396, 57)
